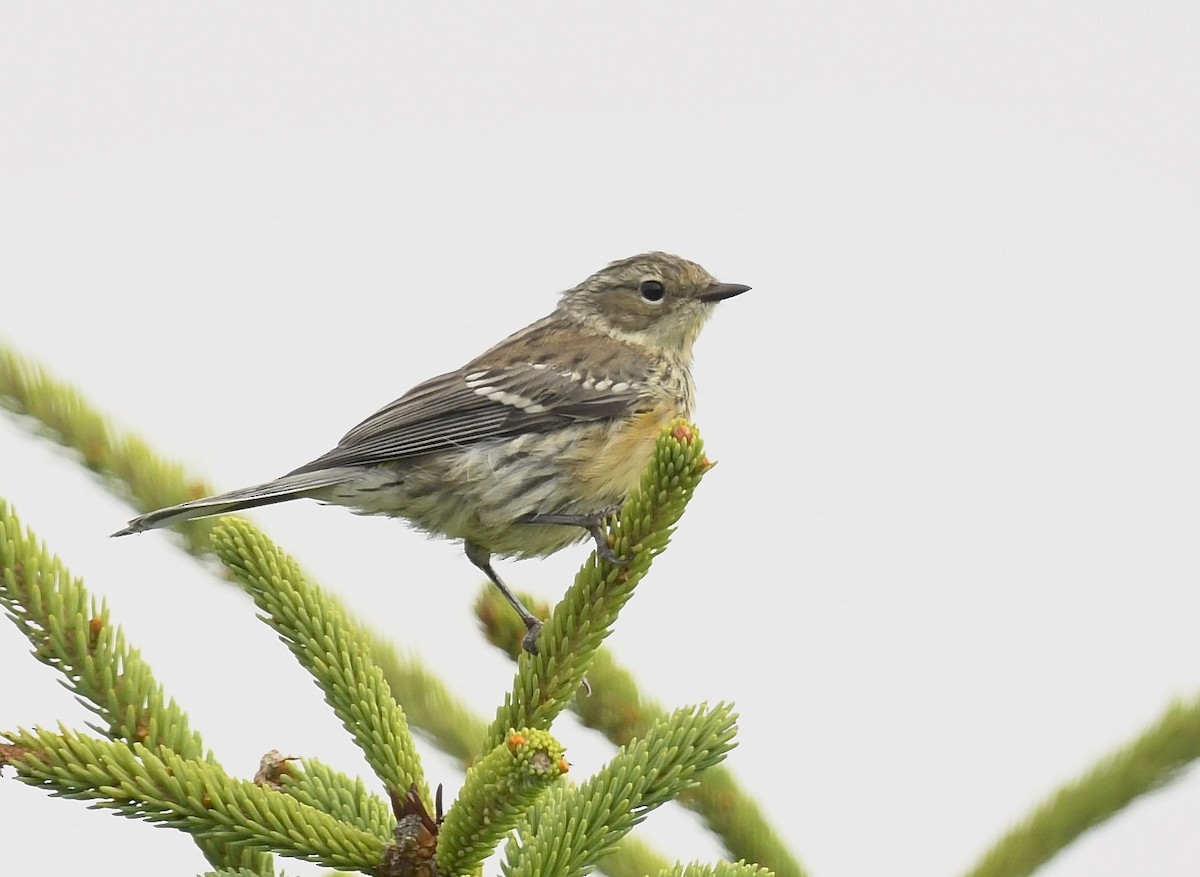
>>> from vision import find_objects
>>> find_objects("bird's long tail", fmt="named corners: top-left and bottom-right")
top-left (111, 469), bottom-right (358, 536)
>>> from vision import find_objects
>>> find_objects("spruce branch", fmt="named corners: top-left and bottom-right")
top-left (366, 641), bottom-right (488, 767)
top-left (266, 755), bottom-right (396, 843)
top-left (502, 703), bottom-right (739, 877)
top-left (485, 421), bottom-right (711, 751)
top-left (0, 498), bottom-right (272, 876)
top-left (478, 588), bottom-right (805, 877)
top-left (0, 343), bottom-right (486, 767)
top-left (961, 695), bottom-right (1200, 877)
top-left (382, 784), bottom-right (441, 877)
top-left (0, 499), bottom-right (205, 755)
top-left (596, 839), bottom-right (673, 877)
top-left (210, 518), bottom-right (430, 810)
top-left (0, 345), bottom-right (218, 554)
top-left (659, 863), bottom-right (775, 877)
top-left (2, 347), bottom-right (779, 877)
top-left (330, 624), bottom-right (677, 877)
top-left (1, 728), bottom-right (385, 871)
top-left (437, 728), bottom-right (568, 877)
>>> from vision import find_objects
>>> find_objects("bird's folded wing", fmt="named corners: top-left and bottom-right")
top-left (287, 363), bottom-right (646, 474)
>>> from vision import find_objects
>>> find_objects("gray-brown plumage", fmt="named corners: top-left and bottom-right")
top-left (114, 252), bottom-right (749, 651)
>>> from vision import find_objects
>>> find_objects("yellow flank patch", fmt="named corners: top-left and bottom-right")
top-left (572, 402), bottom-right (680, 498)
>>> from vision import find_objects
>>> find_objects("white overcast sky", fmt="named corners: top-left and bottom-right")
top-left (2, 4), bottom-right (1198, 877)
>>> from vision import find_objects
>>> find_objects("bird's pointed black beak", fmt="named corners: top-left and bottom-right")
top-left (699, 282), bottom-right (751, 302)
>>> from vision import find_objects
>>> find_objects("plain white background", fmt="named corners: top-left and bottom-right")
top-left (2, 3), bottom-right (1198, 876)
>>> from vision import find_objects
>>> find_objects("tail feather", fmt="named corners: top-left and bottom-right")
top-left (112, 469), bottom-right (358, 536)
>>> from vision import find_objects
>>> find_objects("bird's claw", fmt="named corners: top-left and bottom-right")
top-left (521, 619), bottom-right (543, 655)
top-left (590, 528), bottom-right (630, 566)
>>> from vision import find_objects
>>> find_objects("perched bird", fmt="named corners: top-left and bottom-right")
top-left (114, 252), bottom-right (749, 651)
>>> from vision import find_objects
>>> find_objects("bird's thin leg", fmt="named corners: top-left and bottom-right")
top-left (516, 506), bottom-right (628, 566)
top-left (464, 540), bottom-right (543, 654)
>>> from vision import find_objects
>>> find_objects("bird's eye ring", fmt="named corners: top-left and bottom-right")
top-left (639, 279), bottom-right (666, 302)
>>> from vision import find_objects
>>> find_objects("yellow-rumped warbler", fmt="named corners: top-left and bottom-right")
top-left (114, 252), bottom-right (749, 651)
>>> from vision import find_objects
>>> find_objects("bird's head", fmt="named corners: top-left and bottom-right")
top-left (559, 252), bottom-right (750, 358)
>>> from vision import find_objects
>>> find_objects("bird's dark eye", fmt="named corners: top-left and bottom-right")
top-left (639, 279), bottom-right (666, 302)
